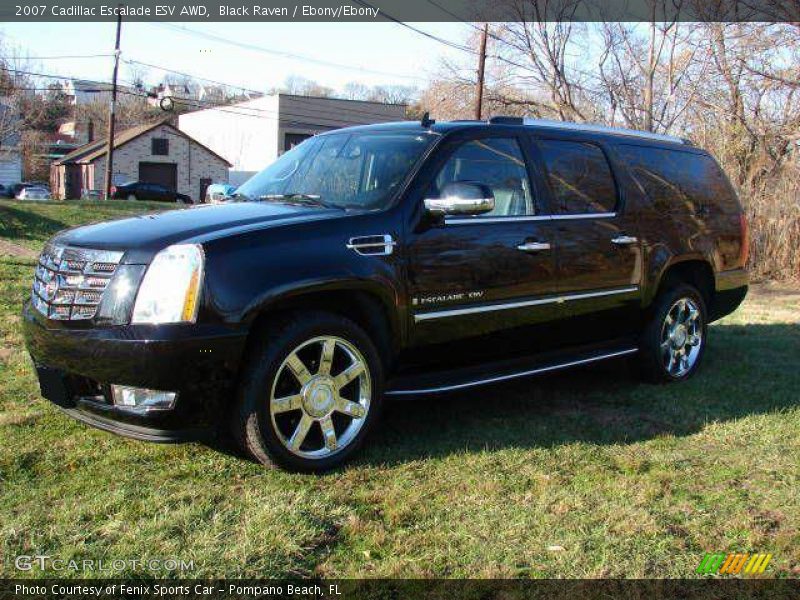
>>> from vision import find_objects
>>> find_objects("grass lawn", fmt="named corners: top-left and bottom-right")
top-left (0, 200), bottom-right (798, 579)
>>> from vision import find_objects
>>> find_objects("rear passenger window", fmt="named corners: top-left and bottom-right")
top-left (432, 137), bottom-right (535, 217)
top-left (616, 145), bottom-right (740, 214)
top-left (538, 140), bottom-right (617, 214)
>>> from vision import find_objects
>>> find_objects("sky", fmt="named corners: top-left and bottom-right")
top-left (0, 21), bottom-right (473, 94)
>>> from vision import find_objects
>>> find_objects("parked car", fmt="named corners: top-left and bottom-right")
top-left (10, 182), bottom-right (50, 199)
top-left (111, 181), bottom-right (191, 203)
top-left (80, 189), bottom-right (103, 200)
top-left (22, 117), bottom-right (749, 472)
top-left (204, 183), bottom-right (236, 204)
top-left (16, 186), bottom-right (51, 201)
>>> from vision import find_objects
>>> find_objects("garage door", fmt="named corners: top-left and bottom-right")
top-left (139, 162), bottom-right (177, 191)
top-left (0, 155), bottom-right (21, 186)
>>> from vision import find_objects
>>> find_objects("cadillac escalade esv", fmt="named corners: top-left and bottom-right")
top-left (23, 116), bottom-right (749, 471)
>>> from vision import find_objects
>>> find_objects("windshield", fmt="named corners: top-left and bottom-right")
top-left (234, 131), bottom-right (436, 210)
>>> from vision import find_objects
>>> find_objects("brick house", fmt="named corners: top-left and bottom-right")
top-left (51, 120), bottom-right (231, 201)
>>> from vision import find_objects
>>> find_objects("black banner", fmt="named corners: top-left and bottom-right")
top-left (2, 0), bottom-right (799, 22)
top-left (2, 579), bottom-right (800, 600)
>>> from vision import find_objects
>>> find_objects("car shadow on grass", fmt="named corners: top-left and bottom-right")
top-left (353, 322), bottom-right (800, 467)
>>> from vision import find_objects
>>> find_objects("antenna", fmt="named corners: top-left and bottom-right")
top-left (421, 112), bottom-right (435, 128)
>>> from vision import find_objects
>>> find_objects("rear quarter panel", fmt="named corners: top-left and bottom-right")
top-left (609, 142), bottom-right (745, 306)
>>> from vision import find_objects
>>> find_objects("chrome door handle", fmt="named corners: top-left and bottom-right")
top-left (611, 235), bottom-right (638, 246)
top-left (516, 241), bottom-right (551, 252)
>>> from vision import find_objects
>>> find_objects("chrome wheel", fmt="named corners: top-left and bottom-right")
top-left (269, 336), bottom-right (371, 459)
top-left (660, 297), bottom-right (703, 377)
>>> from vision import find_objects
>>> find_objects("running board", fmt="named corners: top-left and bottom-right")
top-left (385, 347), bottom-right (638, 396)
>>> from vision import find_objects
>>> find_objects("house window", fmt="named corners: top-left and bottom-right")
top-left (284, 133), bottom-right (312, 152)
top-left (152, 138), bottom-right (169, 156)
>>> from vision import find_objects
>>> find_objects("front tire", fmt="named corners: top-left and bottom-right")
top-left (233, 311), bottom-right (383, 472)
top-left (638, 283), bottom-right (707, 383)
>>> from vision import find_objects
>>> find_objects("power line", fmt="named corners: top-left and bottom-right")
top-left (350, 0), bottom-right (476, 54)
top-left (352, 0), bottom-right (539, 78)
top-left (0, 66), bottom-right (407, 126)
top-left (0, 53), bottom-right (112, 60)
top-left (151, 22), bottom-right (427, 82)
top-left (122, 58), bottom-right (412, 120)
top-left (123, 58), bottom-right (264, 97)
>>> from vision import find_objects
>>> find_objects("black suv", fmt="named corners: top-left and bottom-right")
top-left (23, 117), bottom-right (748, 471)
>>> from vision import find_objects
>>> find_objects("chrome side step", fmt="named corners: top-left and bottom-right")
top-left (385, 347), bottom-right (638, 396)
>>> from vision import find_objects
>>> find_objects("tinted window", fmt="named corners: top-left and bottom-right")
top-left (616, 145), bottom-right (740, 214)
top-left (235, 132), bottom-right (435, 210)
top-left (432, 137), bottom-right (535, 217)
top-left (538, 140), bottom-right (617, 214)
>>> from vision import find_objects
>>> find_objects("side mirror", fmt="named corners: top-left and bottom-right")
top-left (424, 182), bottom-right (495, 217)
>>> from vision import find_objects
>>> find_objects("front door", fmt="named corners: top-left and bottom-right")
top-left (405, 133), bottom-right (559, 368)
top-left (533, 136), bottom-right (642, 345)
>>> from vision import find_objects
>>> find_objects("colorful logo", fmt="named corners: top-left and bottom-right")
top-left (697, 552), bottom-right (772, 575)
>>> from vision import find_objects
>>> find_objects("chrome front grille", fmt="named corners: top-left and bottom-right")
top-left (32, 244), bottom-right (124, 321)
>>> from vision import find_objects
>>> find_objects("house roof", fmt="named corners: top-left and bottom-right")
top-left (54, 119), bottom-right (232, 167)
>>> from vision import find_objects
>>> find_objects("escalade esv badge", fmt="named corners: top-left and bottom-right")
top-left (22, 116), bottom-right (749, 472)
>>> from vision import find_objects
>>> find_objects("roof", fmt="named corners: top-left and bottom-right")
top-left (277, 92), bottom-right (407, 108)
top-left (320, 118), bottom-right (694, 149)
top-left (54, 120), bottom-right (233, 166)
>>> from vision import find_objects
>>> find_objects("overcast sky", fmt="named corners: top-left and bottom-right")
top-left (0, 21), bottom-right (472, 93)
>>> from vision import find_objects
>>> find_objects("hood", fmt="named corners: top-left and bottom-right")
top-left (53, 202), bottom-right (343, 262)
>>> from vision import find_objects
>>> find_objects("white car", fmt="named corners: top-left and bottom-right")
top-left (16, 187), bottom-right (51, 201)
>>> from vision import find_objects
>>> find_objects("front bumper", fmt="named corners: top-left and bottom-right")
top-left (22, 302), bottom-right (248, 441)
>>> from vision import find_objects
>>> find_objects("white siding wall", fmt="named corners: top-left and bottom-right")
top-left (178, 94), bottom-right (407, 185)
top-left (179, 95), bottom-right (280, 184)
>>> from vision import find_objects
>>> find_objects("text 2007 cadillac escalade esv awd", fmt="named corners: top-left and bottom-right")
top-left (23, 116), bottom-right (749, 471)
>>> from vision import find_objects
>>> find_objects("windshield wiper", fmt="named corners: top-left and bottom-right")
top-left (258, 193), bottom-right (337, 209)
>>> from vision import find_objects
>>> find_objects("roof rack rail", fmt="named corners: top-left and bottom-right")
top-left (488, 116), bottom-right (523, 125)
top-left (485, 115), bottom-right (686, 144)
top-left (521, 118), bottom-right (686, 144)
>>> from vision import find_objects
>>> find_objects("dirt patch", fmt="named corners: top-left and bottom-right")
top-left (0, 239), bottom-right (37, 260)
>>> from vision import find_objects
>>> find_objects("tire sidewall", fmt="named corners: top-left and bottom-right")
top-left (644, 284), bottom-right (708, 382)
top-left (239, 313), bottom-right (384, 472)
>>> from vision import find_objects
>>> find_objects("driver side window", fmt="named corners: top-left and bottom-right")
top-left (431, 137), bottom-right (536, 217)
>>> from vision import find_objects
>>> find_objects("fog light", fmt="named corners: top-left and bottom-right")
top-left (111, 385), bottom-right (177, 411)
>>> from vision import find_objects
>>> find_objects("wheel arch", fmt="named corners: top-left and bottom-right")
top-left (650, 257), bottom-right (716, 311)
top-left (242, 281), bottom-right (401, 371)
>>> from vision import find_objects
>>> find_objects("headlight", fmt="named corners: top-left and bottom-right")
top-left (131, 244), bottom-right (204, 324)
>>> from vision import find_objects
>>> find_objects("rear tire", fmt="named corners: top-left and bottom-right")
top-left (638, 283), bottom-right (707, 383)
top-left (126, 194), bottom-right (137, 201)
top-left (233, 311), bottom-right (383, 472)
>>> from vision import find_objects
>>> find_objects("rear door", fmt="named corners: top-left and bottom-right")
top-left (532, 136), bottom-right (642, 345)
top-left (405, 131), bottom-right (560, 363)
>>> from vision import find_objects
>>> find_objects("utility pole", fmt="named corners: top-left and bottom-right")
top-left (103, 12), bottom-right (122, 200)
top-left (474, 23), bottom-right (488, 120)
